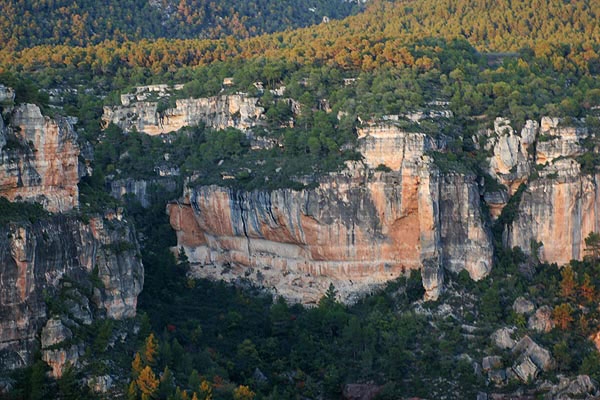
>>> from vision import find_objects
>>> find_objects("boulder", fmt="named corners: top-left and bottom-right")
top-left (512, 356), bottom-right (539, 382)
top-left (41, 319), bottom-right (72, 349)
top-left (528, 306), bottom-right (555, 333)
top-left (482, 356), bottom-right (503, 372)
top-left (512, 336), bottom-right (554, 372)
top-left (512, 297), bottom-right (535, 315)
top-left (492, 327), bottom-right (517, 350)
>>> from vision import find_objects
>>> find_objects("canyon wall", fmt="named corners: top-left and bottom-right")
top-left (102, 94), bottom-right (264, 135)
top-left (169, 125), bottom-right (494, 303)
top-left (0, 102), bottom-right (81, 212)
top-left (0, 91), bottom-right (144, 378)
top-left (484, 116), bottom-right (600, 265)
top-left (169, 116), bottom-right (600, 303)
top-left (0, 213), bottom-right (143, 375)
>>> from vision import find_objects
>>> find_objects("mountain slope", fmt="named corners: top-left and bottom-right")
top-left (0, 0), bottom-right (365, 50)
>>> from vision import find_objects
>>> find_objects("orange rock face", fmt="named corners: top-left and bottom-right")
top-left (0, 104), bottom-right (80, 212)
top-left (169, 127), bottom-right (493, 303)
top-left (507, 159), bottom-right (600, 265)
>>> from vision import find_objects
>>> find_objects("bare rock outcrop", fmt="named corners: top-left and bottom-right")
top-left (102, 94), bottom-right (265, 135)
top-left (0, 103), bottom-right (81, 212)
top-left (169, 125), bottom-right (493, 303)
top-left (505, 158), bottom-right (600, 266)
top-left (0, 214), bottom-right (144, 372)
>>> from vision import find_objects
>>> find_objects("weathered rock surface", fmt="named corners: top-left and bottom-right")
top-left (492, 327), bottom-right (517, 350)
top-left (482, 356), bottom-right (503, 372)
top-left (169, 125), bottom-right (493, 303)
top-left (513, 356), bottom-right (539, 382)
top-left (506, 158), bottom-right (599, 266)
top-left (102, 94), bottom-right (265, 135)
top-left (536, 117), bottom-right (588, 165)
top-left (528, 305), bottom-right (555, 333)
top-left (513, 297), bottom-right (535, 315)
top-left (540, 375), bottom-right (599, 399)
top-left (0, 103), bottom-right (81, 212)
top-left (0, 214), bottom-right (143, 372)
top-left (110, 177), bottom-right (178, 208)
top-left (512, 336), bottom-right (554, 373)
top-left (486, 117), bottom-right (534, 194)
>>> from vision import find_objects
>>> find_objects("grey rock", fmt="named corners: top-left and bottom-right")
top-left (0, 216), bottom-right (143, 371)
top-left (482, 356), bottom-right (503, 372)
top-left (491, 327), bottom-right (517, 350)
top-left (513, 297), bottom-right (535, 315)
top-left (512, 356), bottom-right (539, 382)
top-left (41, 319), bottom-right (72, 349)
top-left (253, 367), bottom-right (268, 384)
top-left (513, 335), bottom-right (554, 372)
top-left (528, 306), bottom-right (555, 333)
top-left (87, 375), bottom-right (114, 393)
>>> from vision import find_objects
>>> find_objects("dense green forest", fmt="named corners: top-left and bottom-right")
top-left (0, 0), bottom-right (364, 49)
top-left (1, 0), bottom-right (600, 75)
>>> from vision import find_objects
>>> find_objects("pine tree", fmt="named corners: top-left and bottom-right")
top-left (137, 366), bottom-right (159, 400)
top-left (552, 303), bottom-right (574, 330)
top-left (132, 352), bottom-right (144, 380)
top-left (144, 333), bottom-right (159, 366)
top-left (560, 265), bottom-right (576, 300)
top-left (585, 232), bottom-right (600, 261)
top-left (233, 385), bottom-right (255, 400)
top-left (158, 366), bottom-right (175, 399)
top-left (127, 381), bottom-right (139, 400)
top-left (581, 273), bottom-right (596, 303)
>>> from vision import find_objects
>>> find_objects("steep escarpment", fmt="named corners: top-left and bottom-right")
top-left (102, 91), bottom-right (265, 135)
top-left (169, 125), bottom-right (494, 303)
top-left (0, 213), bottom-right (143, 375)
top-left (485, 117), bottom-right (600, 265)
top-left (0, 98), bottom-right (82, 212)
top-left (0, 87), bottom-right (144, 381)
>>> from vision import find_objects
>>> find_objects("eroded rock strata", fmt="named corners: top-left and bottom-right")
top-left (0, 214), bottom-right (143, 374)
top-left (102, 94), bottom-right (265, 135)
top-left (169, 125), bottom-right (494, 303)
top-left (0, 103), bottom-right (81, 212)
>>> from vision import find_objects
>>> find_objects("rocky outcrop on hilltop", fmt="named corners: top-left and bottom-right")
top-left (169, 124), bottom-right (494, 303)
top-left (0, 101), bottom-right (82, 212)
top-left (0, 212), bottom-right (143, 375)
top-left (102, 94), bottom-right (265, 135)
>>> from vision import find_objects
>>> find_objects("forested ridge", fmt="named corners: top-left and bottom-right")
top-left (1, 0), bottom-right (599, 75)
top-left (0, 0), bottom-right (364, 49)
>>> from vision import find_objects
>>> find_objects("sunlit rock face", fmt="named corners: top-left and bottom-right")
top-left (102, 94), bottom-right (264, 135)
top-left (0, 103), bottom-right (81, 212)
top-left (169, 124), bottom-right (493, 304)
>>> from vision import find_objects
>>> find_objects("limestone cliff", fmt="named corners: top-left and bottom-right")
top-left (0, 213), bottom-right (144, 375)
top-left (0, 103), bottom-right (81, 212)
top-left (0, 88), bottom-right (143, 378)
top-left (102, 94), bottom-right (264, 135)
top-left (505, 159), bottom-right (600, 265)
top-left (169, 124), bottom-right (494, 303)
top-left (483, 116), bottom-right (600, 265)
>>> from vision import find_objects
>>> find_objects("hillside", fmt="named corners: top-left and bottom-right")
top-left (3, 0), bottom-right (600, 399)
top-left (0, 0), bottom-right (365, 50)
